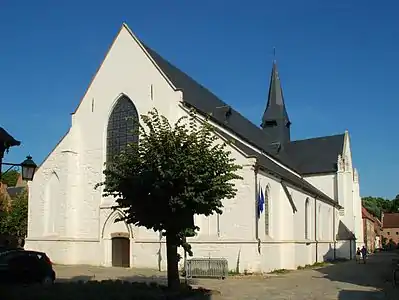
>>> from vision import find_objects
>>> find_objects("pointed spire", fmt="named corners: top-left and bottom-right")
top-left (262, 61), bottom-right (289, 119)
top-left (261, 59), bottom-right (291, 145)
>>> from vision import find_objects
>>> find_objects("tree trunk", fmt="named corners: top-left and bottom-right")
top-left (166, 231), bottom-right (180, 290)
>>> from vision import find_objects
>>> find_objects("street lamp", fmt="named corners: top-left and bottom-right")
top-left (20, 156), bottom-right (37, 181)
top-left (1, 156), bottom-right (37, 182)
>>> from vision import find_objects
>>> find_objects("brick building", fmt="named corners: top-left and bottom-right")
top-left (362, 207), bottom-right (382, 252)
top-left (381, 212), bottom-right (399, 249)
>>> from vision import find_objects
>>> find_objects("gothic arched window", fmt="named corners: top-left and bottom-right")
top-left (106, 96), bottom-right (139, 162)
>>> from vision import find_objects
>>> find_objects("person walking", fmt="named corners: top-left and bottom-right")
top-left (361, 245), bottom-right (367, 264)
top-left (356, 247), bottom-right (361, 263)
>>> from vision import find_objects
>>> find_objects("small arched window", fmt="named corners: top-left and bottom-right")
top-left (305, 198), bottom-right (310, 239)
top-left (106, 96), bottom-right (139, 162)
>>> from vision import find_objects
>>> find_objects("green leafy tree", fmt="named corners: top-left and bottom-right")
top-left (0, 193), bottom-right (10, 234)
top-left (391, 195), bottom-right (399, 213)
top-left (0, 190), bottom-right (28, 238)
top-left (0, 193), bottom-right (9, 212)
top-left (0, 169), bottom-right (20, 187)
top-left (97, 109), bottom-right (242, 289)
top-left (362, 196), bottom-right (393, 218)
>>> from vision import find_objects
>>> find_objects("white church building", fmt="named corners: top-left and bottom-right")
top-left (25, 23), bottom-right (363, 273)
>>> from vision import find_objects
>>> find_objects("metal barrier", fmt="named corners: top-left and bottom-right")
top-left (186, 257), bottom-right (228, 279)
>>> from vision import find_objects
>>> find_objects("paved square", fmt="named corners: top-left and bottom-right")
top-left (54, 252), bottom-right (399, 299)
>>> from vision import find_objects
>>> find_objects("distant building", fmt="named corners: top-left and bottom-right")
top-left (362, 207), bottom-right (382, 251)
top-left (374, 218), bottom-right (383, 249)
top-left (7, 173), bottom-right (28, 198)
top-left (381, 212), bottom-right (399, 249)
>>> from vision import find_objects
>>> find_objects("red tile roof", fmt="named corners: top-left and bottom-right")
top-left (382, 213), bottom-right (399, 228)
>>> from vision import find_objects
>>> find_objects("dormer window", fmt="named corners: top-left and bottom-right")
top-left (264, 120), bottom-right (277, 127)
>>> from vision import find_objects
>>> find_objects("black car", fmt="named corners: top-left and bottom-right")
top-left (0, 249), bottom-right (56, 285)
top-left (0, 246), bottom-right (22, 253)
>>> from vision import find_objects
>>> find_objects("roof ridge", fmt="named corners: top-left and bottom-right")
top-left (290, 133), bottom-right (345, 143)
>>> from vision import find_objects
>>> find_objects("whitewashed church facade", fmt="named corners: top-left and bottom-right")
top-left (25, 24), bottom-right (363, 273)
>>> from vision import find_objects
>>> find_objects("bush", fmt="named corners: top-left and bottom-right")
top-left (0, 190), bottom-right (28, 240)
top-left (0, 280), bottom-right (212, 300)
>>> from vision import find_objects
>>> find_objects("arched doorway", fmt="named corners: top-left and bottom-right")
top-left (102, 209), bottom-right (133, 268)
top-left (111, 233), bottom-right (130, 267)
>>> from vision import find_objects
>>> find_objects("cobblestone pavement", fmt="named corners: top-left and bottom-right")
top-left (54, 252), bottom-right (399, 299)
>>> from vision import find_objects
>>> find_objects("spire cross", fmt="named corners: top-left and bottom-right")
top-left (273, 47), bottom-right (276, 61)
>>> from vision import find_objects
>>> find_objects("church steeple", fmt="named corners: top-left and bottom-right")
top-left (261, 60), bottom-right (291, 145)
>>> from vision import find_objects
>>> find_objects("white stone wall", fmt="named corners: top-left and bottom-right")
top-left (252, 171), bottom-right (337, 271)
top-left (304, 132), bottom-right (364, 260)
top-left (305, 174), bottom-right (337, 201)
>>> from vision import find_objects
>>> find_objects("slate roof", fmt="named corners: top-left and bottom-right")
top-left (261, 62), bottom-right (291, 145)
top-left (143, 45), bottom-right (278, 150)
top-left (143, 44), bottom-right (299, 171)
top-left (262, 62), bottom-right (290, 125)
top-left (141, 41), bottom-right (343, 207)
top-left (282, 134), bottom-right (345, 175)
top-left (141, 43), bottom-right (344, 176)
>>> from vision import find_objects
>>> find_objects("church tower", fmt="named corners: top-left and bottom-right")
top-left (261, 61), bottom-right (291, 145)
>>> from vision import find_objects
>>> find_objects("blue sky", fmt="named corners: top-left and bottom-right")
top-left (0, 1), bottom-right (397, 199)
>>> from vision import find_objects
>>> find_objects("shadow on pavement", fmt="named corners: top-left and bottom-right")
top-left (317, 251), bottom-right (399, 299)
top-left (56, 273), bottom-right (199, 286)
top-left (338, 290), bottom-right (385, 300)
top-left (1, 275), bottom-right (211, 300)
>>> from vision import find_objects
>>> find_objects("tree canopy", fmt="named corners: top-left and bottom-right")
top-left (362, 195), bottom-right (399, 219)
top-left (0, 190), bottom-right (28, 239)
top-left (97, 109), bottom-right (242, 288)
top-left (1, 169), bottom-right (20, 187)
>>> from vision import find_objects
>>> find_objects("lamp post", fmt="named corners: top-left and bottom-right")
top-left (0, 127), bottom-right (37, 182)
top-left (1, 156), bottom-right (37, 181)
